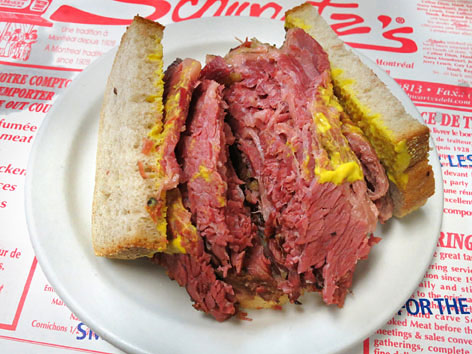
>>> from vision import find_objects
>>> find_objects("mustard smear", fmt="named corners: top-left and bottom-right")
top-left (285, 14), bottom-right (312, 32)
top-left (144, 57), bottom-right (199, 243)
top-left (150, 60), bottom-right (200, 181)
top-left (142, 34), bottom-right (168, 243)
top-left (311, 82), bottom-right (364, 185)
top-left (164, 189), bottom-right (200, 255)
top-left (318, 86), bottom-right (343, 112)
top-left (155, 190), bottom-right (167, 239)
top-left (192, 165), bottom-right (213, 182)
top-left (146, 35), bottom-right (165, 137)
top-left (217, 196), bottom-right (226, 207)
top-left (286, 140), bottom-right (297, 158)
top-left (191, 165), bottom-right (227, 207)
top-left (166, 235), bottom-right (186, 254)
top-left (315, 161), bottom-right (363, 184)
top-left (331, 68), bottom-right (411, 188)
top-left (314, 112), bottom-right (331, 133)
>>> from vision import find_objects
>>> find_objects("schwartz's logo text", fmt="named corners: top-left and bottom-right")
top-left (0, 0), bottom-right (418, 53)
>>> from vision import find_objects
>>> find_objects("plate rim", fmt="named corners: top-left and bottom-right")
top-left (25, 16), bottom-right (444, 354)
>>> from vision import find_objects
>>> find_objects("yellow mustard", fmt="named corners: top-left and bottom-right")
top-left (331, 68), bottom-right (411, 187)
top-left (143, 35), bottom-right (168, 243)
top-left (192, 165), bottom-right (212, 182)
top-left (146, 35), bottom-right (165, 136)
top-left (311, 82), bottom-right (364, 185)
top-left (315, 161), bottom-right (363, 184)
top-left (285, 14), bottom-right (312, 32)
top-left (314, 112), bottom-right (331, 133)
top-left (165, 235), bottom-right (186, 254)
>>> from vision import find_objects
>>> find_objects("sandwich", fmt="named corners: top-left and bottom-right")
top-left (92, 4), bottom-right (435, 321)
top-left (92, 17), bottom-right (201, 259)
top-left (285, 3), bottom-right (435, 217)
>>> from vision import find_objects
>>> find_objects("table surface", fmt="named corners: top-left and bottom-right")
top-left (0, 1), bottom-right (471, 354)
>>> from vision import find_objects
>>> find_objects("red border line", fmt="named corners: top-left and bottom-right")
top-left (413, 102), bottom-right (472, 113)
top-left (0, 60), bottom-right (83, 72)
top-left (0, 335), bottom-right (114, 354)
top-left (0, 257), bottom-right (37, 330)
top-left (363, 338), bottom-right (369, 354)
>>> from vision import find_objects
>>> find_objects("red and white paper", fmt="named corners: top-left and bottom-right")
top-left (0, 1), bottom-right (471, 353)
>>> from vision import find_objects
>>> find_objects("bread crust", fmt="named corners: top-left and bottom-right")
top-left (390, 160), bottom-right (435, 217)
top-left (92, 17), bottom-right (167, 259)
top-left (285, 3), bottom-right (435, 217)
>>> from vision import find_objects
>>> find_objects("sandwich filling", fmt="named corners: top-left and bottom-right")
top-left (180, 79), bottom-right (255, 277)
top-left (154, 189), bottom-right (237, 321)
top-left (150, 28), bottom-right (392, 319)
top-left (330, 68), bottom-right (411, 188)
top-left (222, 28), bottom-right (385, 306)
top-left (143, 58), bottom-right (201, 248)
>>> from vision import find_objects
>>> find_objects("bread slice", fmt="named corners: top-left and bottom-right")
top-left (285, 3), bottom-right (435, 217)
top-left (92, 16), bottom-right (167, 259)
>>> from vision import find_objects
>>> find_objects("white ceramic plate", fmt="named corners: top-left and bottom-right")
top-left (25, 17), bottom-right (443, 354)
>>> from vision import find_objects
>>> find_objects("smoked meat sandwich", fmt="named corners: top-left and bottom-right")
top-left (92, 4), bottom-right (435, 321)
